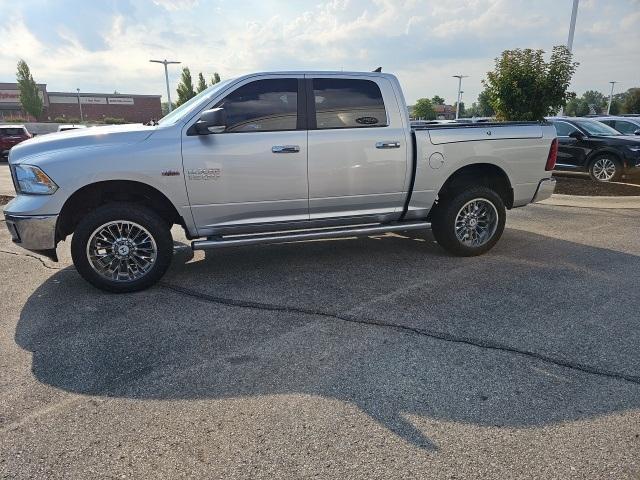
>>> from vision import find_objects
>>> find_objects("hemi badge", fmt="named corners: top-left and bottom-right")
top-left (161, 170), bottom-right (181, 176)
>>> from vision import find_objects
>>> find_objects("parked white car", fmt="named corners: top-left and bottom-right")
top-left (5, 71), bottom-right (557, 292)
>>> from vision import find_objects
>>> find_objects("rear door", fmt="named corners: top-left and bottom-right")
top-left (306, 76), bottom-right (408, 221)
top-left (182, 76), bottom-right (309, 232)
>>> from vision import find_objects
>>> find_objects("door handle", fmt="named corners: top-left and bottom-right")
top-left (376, 141), bottom-right (401, 149)
top-left (272, 145), bottom-right (300, 153)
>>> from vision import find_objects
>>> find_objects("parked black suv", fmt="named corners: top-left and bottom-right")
top-left (547, 117), bottom-right (640, 182)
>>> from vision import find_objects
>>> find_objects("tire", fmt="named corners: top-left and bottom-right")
top-left (431, 186), bottom-right (506, 257)
top-left (71, 202), bottom-right (173, 293)
top-left (589, 155), bottom-right (622, 182)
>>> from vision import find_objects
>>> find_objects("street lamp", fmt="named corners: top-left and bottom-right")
top-left (76, 88), bottom-right (83, 123)
top-left (150, 59), bottom-right (181, 113)
top-left (453, 75), bottom-right (468, 120)
top-left (607, 81), bottom-right (618, 114)
top-left (560, 0), bottom-right (579, 116)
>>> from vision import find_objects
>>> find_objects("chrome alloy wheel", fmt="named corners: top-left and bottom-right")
top-left (592, 158), bottom-right (617, 181)
top-left (86, 220), bottom-right (157, 282)
top-left (454, 198), bottom-right (499, 247)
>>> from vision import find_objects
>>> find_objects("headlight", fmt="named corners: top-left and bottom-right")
top-left (13, 165), bottom-right (58, 195)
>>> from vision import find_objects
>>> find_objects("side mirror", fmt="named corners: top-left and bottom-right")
top-left (190, 108), bottom-right (226, 135)
top-left (634, 129), bottom-right (640, 136)
top-left (568, 130), bottom-right (584, 140)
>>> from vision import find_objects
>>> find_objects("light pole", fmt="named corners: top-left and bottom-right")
top-left (453, 75), bottom-right (468, 119)
top-left (607, 81), bottom-right (617, 114)
top-left (150, 59), bottom-right (181, 113)
top-left (560, 0), bottom-right (579, 116)
top-left (567, 0), bottom-right (579, 51)
top-left (76, 88), bottom-right (83, 123)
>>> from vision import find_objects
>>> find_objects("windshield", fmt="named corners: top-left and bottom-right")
top-left (574, 119), bottom-right (622, 136)
top-left (157, 78), bottom-right (235, 126)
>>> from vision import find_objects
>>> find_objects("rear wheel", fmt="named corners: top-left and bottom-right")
top-left (589, 155), bottom-right (622, 182)
top-left (71, 203), bottom-right (173, 293)
top-left (431, 186), bottom-right (506, 256)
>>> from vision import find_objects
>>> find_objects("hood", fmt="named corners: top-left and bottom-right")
top-left (9, 123), bottom-right (157, 163)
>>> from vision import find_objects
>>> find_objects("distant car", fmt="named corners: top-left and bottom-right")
top-left (590, 116), bottom-right (640, 136)
top-left (57, 124), bottom-right (87, 132)
top-left (0, 125), bottom-right (32, 160)
top-left (547, 117), bottom-right (640, 182)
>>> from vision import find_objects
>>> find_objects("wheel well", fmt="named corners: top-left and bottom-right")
top-left (58, 180), bottom-right (183, 240)
top-left (587, 149), bottom-right (623, 168)
top-left (436, 163), bottom-right (513, 209)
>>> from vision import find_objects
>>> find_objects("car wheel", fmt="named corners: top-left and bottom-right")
top-left (589, 155), bottom-right (622, 182)
top-left (431, 186), bottom-right (506, 257)
top-left (71, 202), bottom-right (173, 293)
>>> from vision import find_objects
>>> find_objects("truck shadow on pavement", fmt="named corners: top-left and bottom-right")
top-left (14, 229), bottom-right (640, 450)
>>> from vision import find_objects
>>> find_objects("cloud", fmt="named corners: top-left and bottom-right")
top-left (0, 0), bottom-right (638, 105)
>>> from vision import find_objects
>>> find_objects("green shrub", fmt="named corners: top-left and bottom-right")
top-left (104, 117), bottom-right (126, 124)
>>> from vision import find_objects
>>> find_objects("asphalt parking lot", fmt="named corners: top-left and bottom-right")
top-left (1, 197), bottom-right (639, 478)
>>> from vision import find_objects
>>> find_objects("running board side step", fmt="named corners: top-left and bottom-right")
top-left (192, 221), bottom-right (431, 250)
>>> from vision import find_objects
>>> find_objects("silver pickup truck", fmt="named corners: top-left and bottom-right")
top-left (4, 71), bottom-right (557, 292)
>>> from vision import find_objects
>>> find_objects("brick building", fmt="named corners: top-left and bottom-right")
top-left (0, 82), bottom-right (162, 123)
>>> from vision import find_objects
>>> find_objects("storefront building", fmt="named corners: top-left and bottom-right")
top-left (0, 82), bottom-right (162, 123)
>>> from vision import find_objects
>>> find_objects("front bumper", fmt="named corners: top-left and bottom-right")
top-left (531, 177), bottom-right (556, 203)
top-left (4, 214), bottom-right (59, 261)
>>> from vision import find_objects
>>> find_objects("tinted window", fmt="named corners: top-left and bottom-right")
top-left (552, 121), bottom-right (578, 137)
top-left (614, 120), bottom-right (638, 135)
top-left (312, 78), bottom-right (387, 129)
top-left (574, 119), bottom-right (621, 136)
top-left (0, 128), bottom-right (26, 136)
top-left (216, 78), bottom-right (298, 132)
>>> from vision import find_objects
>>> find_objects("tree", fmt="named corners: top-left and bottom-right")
top-left (483, 46), bottom-right (578, 121)
top-left (453, 101), bottom-right (465, 117)
top-left (210, 72), bottom-right (221, 86)
top-left (582, 90), bottom-right (606, 114)
top-left (176, 67), bottom-right (196, 106)
top-left (412, 98), bottom-right (436, 119)
top-left (196, 72), bottom-right (207, 93)
top-left (431, 95), bottom-right (445, 105)
top-left (622, 88), bottom-right (640, 114)
top-left (16, 60), bottom-right (43, 119)
top-left (476, 88), bottom-right (495, 117)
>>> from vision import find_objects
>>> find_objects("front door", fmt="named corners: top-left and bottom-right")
top-left (182, 76), bottom-right (308, 234)
top-left (306, 76), bottom-right (408, 221)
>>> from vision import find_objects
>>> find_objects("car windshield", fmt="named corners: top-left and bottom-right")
top-left (157, 78), bottom-right (235, 126)
top-left (574, 120), bottom-right (622, 136)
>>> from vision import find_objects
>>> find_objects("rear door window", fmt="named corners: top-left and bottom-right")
top-left (614, 120), bottom-right (638, 135)
top-left (312, 78), bottom-right (387, 129)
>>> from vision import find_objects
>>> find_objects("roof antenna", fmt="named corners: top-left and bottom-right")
top-left (373, 67), bottom-right (382, 72)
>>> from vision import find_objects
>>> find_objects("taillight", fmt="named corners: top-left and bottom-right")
top-left (545, 138), bottom-right (558, 171)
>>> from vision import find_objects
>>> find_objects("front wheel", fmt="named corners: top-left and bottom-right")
top-left (71, 203), bottom-right (173, 293)
top-left (431, 187), bottom-right (506, 257)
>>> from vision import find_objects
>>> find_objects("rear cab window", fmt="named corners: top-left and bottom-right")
top-left (312, 78), bottom-right (388, 130)
top-left (0, 127), bottom-right (27, 136)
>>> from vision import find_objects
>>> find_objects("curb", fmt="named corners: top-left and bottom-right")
top-left (539, 194), bottom-right (640, 209)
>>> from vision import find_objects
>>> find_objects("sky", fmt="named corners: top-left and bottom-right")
top-left (0, 0), bottom-right (638, 105)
